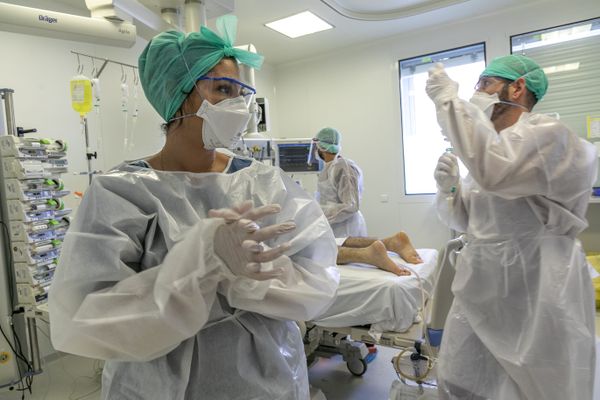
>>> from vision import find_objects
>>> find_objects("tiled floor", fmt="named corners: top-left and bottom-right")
top-left (0, 354), bottom-right (102, 400)
top-left (3, 326), bottom-right (599, 400)
top-left (0, 346), bottom-right (403, 400)
top-left (308, 345), bottom-right (407, 400)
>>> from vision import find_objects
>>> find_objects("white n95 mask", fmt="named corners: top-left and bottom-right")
top-left (314, 150), bottom-right (323, 162)
top-left (197, 96), bottom-right (251, 150)
top-left (469, 91), bottom-right (500, 119)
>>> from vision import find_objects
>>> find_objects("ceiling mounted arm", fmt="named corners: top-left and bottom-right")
top-left (85, 0), bottom-right (180, 34)
top-left (0, 2), bottom-right (136, 48)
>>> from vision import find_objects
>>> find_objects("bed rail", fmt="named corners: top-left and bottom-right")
top-left (427, 235), bottom-right (466, 346)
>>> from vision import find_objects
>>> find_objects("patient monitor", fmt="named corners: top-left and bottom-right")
top-left (274, 139), bottom-right (322, 194)
top-left (274, 139), bottom-right (322, 173)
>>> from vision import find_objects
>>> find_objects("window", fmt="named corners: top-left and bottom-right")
top-left (399, 43), bottom-right (485, 195)
top-left (511, 18), bottom-right (600, 140)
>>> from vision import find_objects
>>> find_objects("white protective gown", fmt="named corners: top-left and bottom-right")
top-left (434, 99), bottom-right (598, 400)
top-left (49, 158), bottom-right (340, 400)
top-left (317, 155), bottom-right (367, 238)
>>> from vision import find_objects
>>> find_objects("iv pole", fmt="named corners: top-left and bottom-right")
top-left (70, 51), bottom-right (138, 185)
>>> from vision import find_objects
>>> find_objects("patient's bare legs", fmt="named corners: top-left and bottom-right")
top-left (342, 231), bottom-right (423, 264)
top-left (337, 241), bottom-right (411, 276)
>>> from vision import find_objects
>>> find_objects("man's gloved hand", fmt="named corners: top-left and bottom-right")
top-left (434, 152), bottom-right (459, 193)
top-left (209, 201), bottom-right (296, 281)
top-left (426, 63), bottom-right (459, 106)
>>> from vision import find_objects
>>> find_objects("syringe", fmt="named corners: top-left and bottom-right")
top-left (445, 147), bottom-right (457, 208)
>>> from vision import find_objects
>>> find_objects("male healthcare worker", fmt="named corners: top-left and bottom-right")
top-left (427, 55), bottom-right (597, 399)
top-left (313, 127), bottom-right (367, 237)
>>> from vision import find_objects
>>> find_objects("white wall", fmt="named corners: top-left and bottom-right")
top-left (271, 0), bottom-right (600, 251)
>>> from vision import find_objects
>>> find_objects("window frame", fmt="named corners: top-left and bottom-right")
top-left (398, 42), bottom-right (486, 196)
top-left (509, 16), bottom-right (600, 54)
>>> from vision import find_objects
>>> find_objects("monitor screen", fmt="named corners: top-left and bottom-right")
top-left (277, 143), bottom-right (321, 173)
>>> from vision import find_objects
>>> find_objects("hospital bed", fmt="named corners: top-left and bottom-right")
top-left (303, 236), bottom-right (464, 384)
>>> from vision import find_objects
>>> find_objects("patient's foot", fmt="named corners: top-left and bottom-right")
top-left (366, 241), bottom-right (411, 276)
top-left (382, 231), bottom-right (423, 264)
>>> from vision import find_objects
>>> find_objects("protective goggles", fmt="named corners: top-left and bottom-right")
top-left (196, 76), bottom-right (256, 107)
top-left (474, 76), bottom-right (513, 92)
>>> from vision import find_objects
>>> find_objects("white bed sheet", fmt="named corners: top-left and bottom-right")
top-left (313, 248), bottom-right (439, 333)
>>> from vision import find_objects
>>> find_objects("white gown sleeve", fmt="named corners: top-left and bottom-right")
top-left (435, 98), bottom-right (596, 202)
top-left (435, 180), bottom-right (469, 233)
top-left (49, 182), bottom-right (228, 362)
top-left (218, 171), bottom-right (340, 322)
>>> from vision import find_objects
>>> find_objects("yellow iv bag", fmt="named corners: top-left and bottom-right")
top-left (70, 75), bottom-right (93, 116)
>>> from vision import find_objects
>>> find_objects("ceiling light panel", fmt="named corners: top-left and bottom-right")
top-left (265, 11), bottom-right (333, 39)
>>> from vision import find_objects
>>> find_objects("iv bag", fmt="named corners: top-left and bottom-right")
top-left (120, 83), bottom-right (129, 112)
top-left (70, 75), bottom-right (93, 116)
top-left (91, 78), bottom-right (101, 112)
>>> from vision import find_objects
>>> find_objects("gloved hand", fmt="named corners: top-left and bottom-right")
top-left (426, 63), bottom-right (459, 106)
top-left (434, 152), bottom-right (459, 193)
top-left (209, 201), bottom-right (296, 281)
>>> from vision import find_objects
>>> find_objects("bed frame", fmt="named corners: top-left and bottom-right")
top-left (303, 236), bottom-right (466, 379)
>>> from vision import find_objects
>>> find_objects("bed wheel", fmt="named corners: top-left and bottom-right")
top-left (346, 358), bottom-right (367, 376)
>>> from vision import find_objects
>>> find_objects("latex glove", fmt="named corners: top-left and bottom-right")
top-left (210, 201), bottom-right (296, 280)
top-left (426, 63), bottom-right (459, 106)
top-left (434, 152), bottom-right (459, 193)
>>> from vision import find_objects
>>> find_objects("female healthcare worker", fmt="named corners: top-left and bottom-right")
top-left (427, 55), bottom-right (597, 399)
top-left (49, 15), bottom-right (339, 400)
top-left (312, 127), bottom-right (367, 237)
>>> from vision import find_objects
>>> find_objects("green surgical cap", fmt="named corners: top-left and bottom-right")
top-left (481, 55), bottom-right (548, 101)
top-left (316, 127), bottom-right (341, 154)
top-left (138, 15), bottom-right (264, 122)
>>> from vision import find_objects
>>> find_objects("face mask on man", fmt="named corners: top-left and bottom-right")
top-left (197, 96), bottom-right (251, 150)
top-left (469, 91), bottom-right (501, 119)
top-left (469, 88), bottom-right (529, 120)
top-left (315, 149), bottom-right (325, 162)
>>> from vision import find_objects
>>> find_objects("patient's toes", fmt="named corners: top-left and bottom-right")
top-left (402, 250), bottom-right (422, 264)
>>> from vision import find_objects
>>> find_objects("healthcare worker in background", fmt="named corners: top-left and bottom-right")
top-left (49, 15), bottom-right (339, 400)
top-left (427, 55), bottom-right (597, 399)
top-left (312, 127), bottom-right (367, 238)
